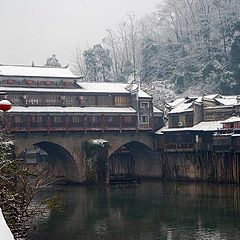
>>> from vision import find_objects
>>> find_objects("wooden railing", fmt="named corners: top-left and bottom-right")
top-left (6, 113), bottom-right (154, 133)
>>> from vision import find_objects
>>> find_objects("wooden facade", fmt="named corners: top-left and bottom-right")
top-left (155, 130), bottom-right (213, 152)
top-left (168, 111), bottom-right (194, 128)
top-left (204, 106), bottom-right (234, 121)
top-left (156, 117), bottom-right (240, 153)
top-left (7, 113), bottom-right (141, 132)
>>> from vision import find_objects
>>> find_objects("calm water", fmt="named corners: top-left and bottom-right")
top-left (27, 181), bottom-right (240, 240)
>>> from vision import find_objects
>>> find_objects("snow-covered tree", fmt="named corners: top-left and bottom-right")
top-left (83, 44), bottom-right (113, 82)
top-left (45, 54), bottom-right (62, 68)
top-left (0, 118), bottom-right (59, 239)
top-left (71, 0), bottom-right (240, 101)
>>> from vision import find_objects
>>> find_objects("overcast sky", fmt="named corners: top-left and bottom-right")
top-left (0, 0), bottom-right (161, 66)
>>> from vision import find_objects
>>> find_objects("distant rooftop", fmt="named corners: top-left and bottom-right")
top-left (0, 64), bottom-right (81, 79)
top-left (167, 94), bottom-right (240, 112)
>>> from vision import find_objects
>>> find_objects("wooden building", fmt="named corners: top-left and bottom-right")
top-left (0, 64), bottom-right (163, 132)
top-left (155, 121), bottom-right (222, 152)
top-left (166, 94), bottom-right (240, 129)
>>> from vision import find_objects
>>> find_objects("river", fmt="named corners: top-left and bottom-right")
top-left (27, 181), bottom-right (240, 240)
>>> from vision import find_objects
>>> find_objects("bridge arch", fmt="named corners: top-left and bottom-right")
top-left (108, 137), bottom-right (153, 157)
top-left (109, 141), bottom-right (161, 180)
top-left (18, 141), bottom-right (80, 183)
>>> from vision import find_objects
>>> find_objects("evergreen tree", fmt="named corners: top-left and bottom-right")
top-left (45, 54), bottom-right (62, 68)
top-left (83, 44), bottom-right (113, 82)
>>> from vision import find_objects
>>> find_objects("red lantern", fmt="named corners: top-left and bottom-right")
top-left (0, 100), bottom-right (12, 112)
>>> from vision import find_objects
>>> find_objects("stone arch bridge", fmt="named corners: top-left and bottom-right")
top-left (13, 131), bottom-right (162, 183)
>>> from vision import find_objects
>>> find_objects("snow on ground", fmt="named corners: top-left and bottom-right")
top-left (0, 208), bottom-right (14, 240)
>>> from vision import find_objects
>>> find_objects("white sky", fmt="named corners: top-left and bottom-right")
top-left (0, 0), bottom-right (161, 66)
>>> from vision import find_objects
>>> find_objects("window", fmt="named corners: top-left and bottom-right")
top-left (26, 98), bottom-right (39, 105)
top-left (72, 116), bottom-right (80, 123)
top-left (114, 96), bottom-right (129, 106)
top-left (31, 116), bottom-right (36, 123)
top-left (31, 116), bottom-right (42, 123)
top-left (45, 95), bottom-right (58, 105)
top-left (140, 102), bottom-right (150, 108)
top-left (78, 96), bottom-right (96, 106)
top-left (185, 114), bottom-right (193, 127)
top-left (124, 116), bottom-right (132, 123)
top-left (108, 116), bottom-right (113, 123)
top-left (97, 95), bottom-right (112, 106)
top-left (10, 95), bottom-right (21, 105)
top-left (140, 115), bottom-right (149, 124)
top-left (36, 116), bottom-right (42, 123)
top-left (65, 96), bottom-right (76, 106)
top-left (15, 116), bottom-right (22, 124)
top-left (92, 116), bottom-right (97, 123)
top-left (170, 115), bottom-right (179, 128)
top-left (53, 116), bottom-right (61, 123)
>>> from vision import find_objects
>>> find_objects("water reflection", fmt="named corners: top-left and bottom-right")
top-left (27, 182), bottom-right (240, 240)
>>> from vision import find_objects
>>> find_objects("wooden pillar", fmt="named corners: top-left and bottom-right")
top-left (47, 114), bottom-right (50, 133)
top-left (66, 114), bottom-right (69, 133)
top-left (136, 115), bottom-right (139, 133)
top-left (84, 114), bottom-right (87, 133)
top-left (27, 114), bottom-right (31, 134)
top-left (119, 114), bottom-right (122, 133)
top-left (102, 114), bottom-right (105, 132)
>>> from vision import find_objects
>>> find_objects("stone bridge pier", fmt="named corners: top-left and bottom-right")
top-left (14, 131), bottom-right (163, 184)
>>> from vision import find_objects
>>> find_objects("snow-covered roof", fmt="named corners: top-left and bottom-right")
top-left (221, 116), bottom-right (240, 123)
top-left (153, 106), bottom-right (163, 114)
top-left (167, 98), bottom-right (185, 108)
top-left (89, 139), bottom-right (108, 146)
top-left (0, 86), bottom-right (85, 93)
top-left (222, 95), bottom-right (237, 99)
top-left (137, 88), bottom-right (152, 98)
top-left (155, 121), bottom-right (223, 134)
top-left (195, 96), bottom-right (203, 103)
top-left (8, 106), bottom-right (136, 114)
top-left (77, 82), bottom-right (152, 98)
top-left (0, 65), bottom-right (81, 79)
top-left (215, 98), bottom-right (238, 106)
top-left (231, 134), bottom-right (240, 137)
top-left (0, 82), bottom-right (152, 97)
top-left (77, 82), bottom-right (130, 93)
top-left (204, 94), bottom-right (221, 100)
top-left (205, 105), bottom-right (234, 110)
top-left (191, 121), bottom-right (222, 131)
top-left (169, 102), bottom-right (193, 114)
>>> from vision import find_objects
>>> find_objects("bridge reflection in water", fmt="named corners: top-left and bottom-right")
top-left (27, 182), bottom-right (240, 240)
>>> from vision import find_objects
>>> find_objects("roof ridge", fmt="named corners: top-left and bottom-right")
top-left (0, 64), bottom-right (68, 69)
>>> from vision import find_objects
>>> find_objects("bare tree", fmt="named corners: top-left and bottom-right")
top-left (70, 46), bottom-right (87, 77)
top-left (105, 29), bottom-right (119, 81)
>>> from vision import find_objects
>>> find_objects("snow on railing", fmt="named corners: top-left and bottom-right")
top-left (0, 208), bottom-right (14, 240)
